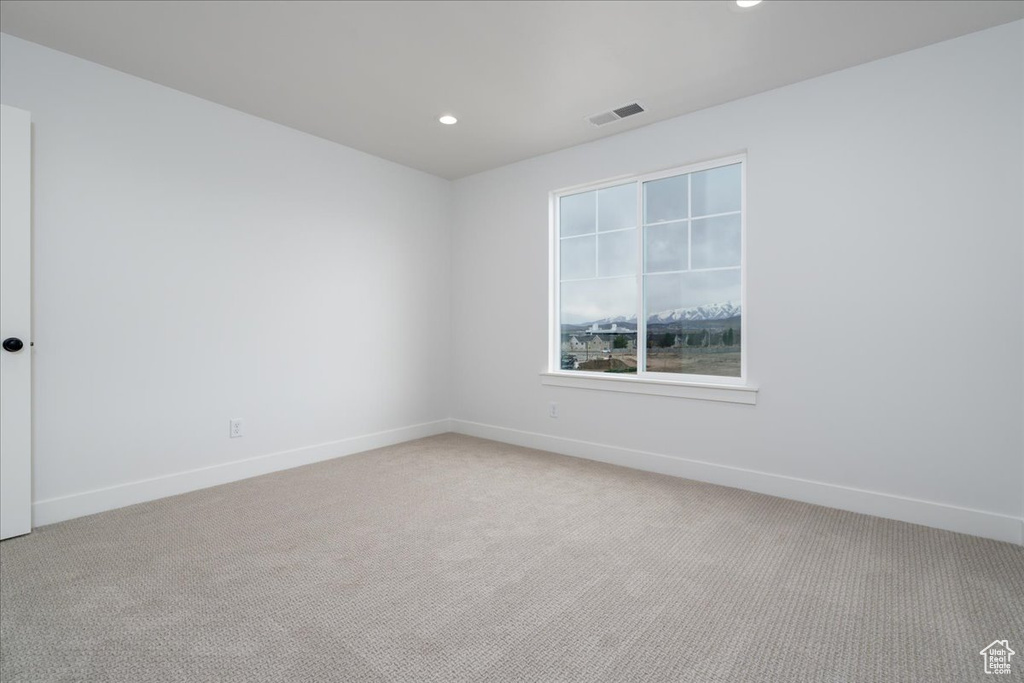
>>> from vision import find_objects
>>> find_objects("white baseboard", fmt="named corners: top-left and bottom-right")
top-left (32, 419), bottom-right (453, 527)
top-left (32, 417), bottom-right (1023, 546)
top-left (450, 419), bottom-right (1024, 546)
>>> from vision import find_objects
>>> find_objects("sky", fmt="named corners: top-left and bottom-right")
top-left (559, 163), bottom-right (742, 325)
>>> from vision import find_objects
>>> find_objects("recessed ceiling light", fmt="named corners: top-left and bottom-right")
top-left (735, 0), bottom-right (762, 7)
top-left (439, 115), bottom-right (458, 125)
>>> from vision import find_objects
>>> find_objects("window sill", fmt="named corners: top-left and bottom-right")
top-left (539, 372), bottom-right (758, 405)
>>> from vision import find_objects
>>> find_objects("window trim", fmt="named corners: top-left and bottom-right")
top-left (539, 371), bottom-right (758, 404)
top-left (548, 153), bottom-right (755, 402)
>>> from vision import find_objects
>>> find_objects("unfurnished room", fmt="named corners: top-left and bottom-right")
top-left (0, 1), bottom-right (1022, 681)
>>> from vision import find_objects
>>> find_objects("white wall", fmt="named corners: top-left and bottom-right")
top-left (0, 34), bottom-right (452, 523)
top-left (450, 22), bottom-right (1024, 543)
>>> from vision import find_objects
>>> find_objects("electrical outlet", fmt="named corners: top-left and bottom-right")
top-left (549, 402), bottom-right (559, 419)
top-left (229, 418), bottom-right (244, 438)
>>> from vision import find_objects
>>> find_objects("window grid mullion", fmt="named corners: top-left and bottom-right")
top-left (637, 181), bottom-right (646, 376)
top-left (641, 265), bottom-right (741, 278)
top-left (646, 209), bottom-right (739, 226)
top-left (594, 192), bottom-right (599, 278)
top-left (562, 225), bottom-right (634, 240)
top-left (687, 173), bottom-right (692, 271)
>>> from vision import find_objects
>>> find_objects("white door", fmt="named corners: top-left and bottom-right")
top-left (0, 104), bottom-right (32, 540)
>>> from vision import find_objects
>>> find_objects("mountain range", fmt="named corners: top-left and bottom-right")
top-left (585, 301), bottom-right (741, 326)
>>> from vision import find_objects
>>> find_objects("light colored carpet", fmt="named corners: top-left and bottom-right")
top-left (1, 433), bottom-right (1021, 682)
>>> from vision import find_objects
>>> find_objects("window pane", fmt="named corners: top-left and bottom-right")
top-left (597, 183), bottom-right (637, 232)
top-left (691, 163), bottom-right (740, 217)
top-left (691, 214), bottom-right (741, 269)
top-left (560, 191), bottom-right (596, 237)
top-left (598, 229), bottom-right (637, 278)
top-left (644, 269), bottom-right (741, 377)
top-left (560, 277), bottom-right (638, 373)
top-left (555, 159), bottom-right (743, 380)
top-left (560, 235), bottom-right (595, 280)
top-left (644, 221), bottom-right (688, 274)
top-left (644, 174), bottom-right (688, 224)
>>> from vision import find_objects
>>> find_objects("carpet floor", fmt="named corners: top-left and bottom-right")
top-left (1, 433), bottom-right (1021, 682)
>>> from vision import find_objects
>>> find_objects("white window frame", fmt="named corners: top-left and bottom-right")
top-left (544, 153), bottom-right (757, 404)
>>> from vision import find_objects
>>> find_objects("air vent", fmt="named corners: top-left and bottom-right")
top-left (586, 102), bottom-right (646, 127)
top-left (613, 103), bottom-right (645, 118)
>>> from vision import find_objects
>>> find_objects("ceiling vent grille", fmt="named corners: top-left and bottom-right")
top-left (587, 102), bottom-right (645, 127)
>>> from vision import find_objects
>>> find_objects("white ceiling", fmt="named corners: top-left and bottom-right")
top-left (1, 1), bottom-right (1021, 179)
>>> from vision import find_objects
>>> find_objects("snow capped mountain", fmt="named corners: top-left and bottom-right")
top-left (587, 315), bottom-right (636, 325)
top-left (584, 302), bottom-right (741, 326)
top-left (649, 301), bottom-right (741, 323)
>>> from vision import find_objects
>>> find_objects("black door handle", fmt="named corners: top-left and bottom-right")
top-left (3, 338), bottom-right (24, 353)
